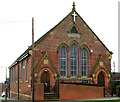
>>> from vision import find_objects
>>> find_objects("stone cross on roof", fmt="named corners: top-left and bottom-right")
top-left (72, 2), bottom-right (77, 22)
top-left (72, 12), bottom-right (77, 22)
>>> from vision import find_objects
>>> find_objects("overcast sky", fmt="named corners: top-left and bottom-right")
top-left (0, 0), bottom-right (118, 82)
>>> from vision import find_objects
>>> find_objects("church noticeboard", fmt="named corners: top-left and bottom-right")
top-left (82, 80), bottom-right (88, 84)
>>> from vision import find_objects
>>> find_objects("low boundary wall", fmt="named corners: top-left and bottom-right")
top-left (59, 83), bottom-right (104, 100)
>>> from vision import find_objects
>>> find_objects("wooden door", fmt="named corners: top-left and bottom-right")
top-left (98, 71), bottom-right (105, 86)
top-left (41, 71), bottom-right (50, 93)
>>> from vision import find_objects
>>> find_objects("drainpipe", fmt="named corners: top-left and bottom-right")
top-left (32, 17), bottom-right (35, 102)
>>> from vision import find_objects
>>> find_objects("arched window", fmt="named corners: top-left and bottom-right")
top-left (70, 44), bottom-right (78, 77)
top-left (81, 48), bottom-right (88, 77)
top-left (26, 57), bottom-right (29, 81)
top-left (71, 26), bottom-right (78, 33)
top-left (60, 47), bottom-right (67, 77)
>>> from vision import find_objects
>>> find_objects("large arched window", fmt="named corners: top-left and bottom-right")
top-left (81, 48), bottom-right (88, 77)
top-left (60, 47), bottom-right (67, 77)
top-left (70, 44), bottom-right (78, 77)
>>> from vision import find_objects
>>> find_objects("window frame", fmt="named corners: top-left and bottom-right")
top-left (17, 63), bottom-right (19, 83)
top-left (21, 61), bottom-right (23, 82)
top-left (26, 57), bottom-right (29, 81)
top-left (70, 44), bottom-right (78, 77)
top-left (14, 66), bottom-right (16, 82)
top-left (60, 46), bottom-right (68, 78)
top-left (81, 48), bottom-right (88, 78)
top-left (70, 26), bottom-right (78, 34)
top-left (12, 68), bottom-right (13, 82)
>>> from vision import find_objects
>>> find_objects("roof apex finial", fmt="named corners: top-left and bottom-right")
top-left (72, 2), bottom-right (76, 12)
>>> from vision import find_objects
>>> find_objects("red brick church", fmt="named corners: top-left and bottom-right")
top-left (9, 2), bottom-right (112, 100)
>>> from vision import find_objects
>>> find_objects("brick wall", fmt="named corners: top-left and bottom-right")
top-left (10, 56), bottom-right (32, 100)
top-left (59, 83), bottom-right (104, 100)
top-left (34, 83), bottom-right (44, 101)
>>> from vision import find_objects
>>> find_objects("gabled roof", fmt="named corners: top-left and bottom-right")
top-left (34, 3), bottom-right (113, 54)
top-left (9, 3), bottom-right (112, 69)
top-left (90, 55), bottom-right (111, 76)
top-left (34, 52), bottom-right (58, 75)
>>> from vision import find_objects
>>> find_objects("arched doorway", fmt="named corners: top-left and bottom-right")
top-left (98, 71), bottom-right (105, 86)
top-left (41, 70), bottom-right (50, 93)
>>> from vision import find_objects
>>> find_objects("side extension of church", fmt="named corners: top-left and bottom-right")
top-left (9, 3), bottom-right (113, 100)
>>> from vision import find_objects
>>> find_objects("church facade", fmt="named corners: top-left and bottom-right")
top-left (9, 3), bottom-right (112, 100)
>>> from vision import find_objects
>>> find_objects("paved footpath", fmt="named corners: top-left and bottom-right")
top-left (89, 97), bottom-right (120, 101)
top-left (0, 97), bottom-right (120, 102)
